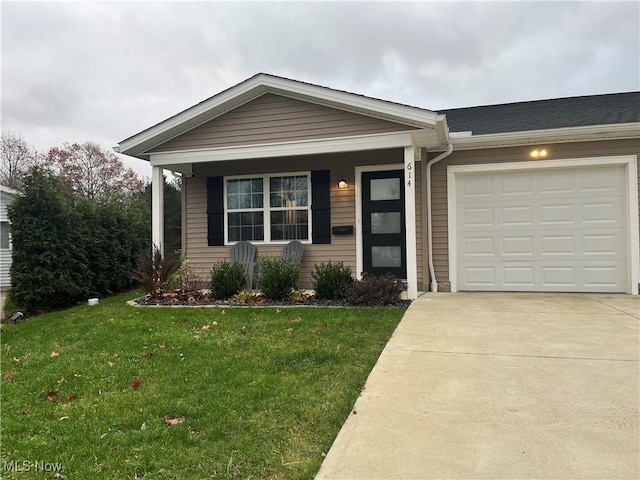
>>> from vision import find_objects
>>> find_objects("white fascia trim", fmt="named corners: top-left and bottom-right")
top-left (446, 123), bottom-right (640, 150)
top-left (120, 74), bottom-right (439, 154)
top-left (149, 131), bottom-right (415, 166)
top-left (447, 155), bottom-right (639, 295)
top-left (261, 76), bottom-right (439, 126)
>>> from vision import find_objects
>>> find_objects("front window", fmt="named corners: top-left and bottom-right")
top-left (226, 178), bottom-right (264, 242)
top-left (225, 173), bottom-right (311, 243)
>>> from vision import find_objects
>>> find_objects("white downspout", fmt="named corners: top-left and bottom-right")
top-left (426, 143), bottom-right (453, 292)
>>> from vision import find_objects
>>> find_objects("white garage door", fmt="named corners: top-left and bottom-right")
top-left (455, 164), bottom-right (628, 292)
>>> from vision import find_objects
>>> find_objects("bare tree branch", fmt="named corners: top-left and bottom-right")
top-left (1, 132), bottom-right (38, 189)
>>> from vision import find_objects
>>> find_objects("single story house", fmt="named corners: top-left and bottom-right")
top-left (1, 184), bottom-right (18, 312)
top-left (116, 74), bottom-right (639, 298)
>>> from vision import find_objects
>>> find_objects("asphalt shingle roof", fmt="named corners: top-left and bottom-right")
top-left (441, 92), bottom-right (640, 135)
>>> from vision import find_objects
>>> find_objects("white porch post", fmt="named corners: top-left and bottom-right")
top-left (151, 166), bottom-right (164, 257)
top-left (404, 146), bottom-right (418, 299)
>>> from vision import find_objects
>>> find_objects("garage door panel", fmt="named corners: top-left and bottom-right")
top-left (502, 236), bottom-right (534, 256)
top-left (541, 234), bottom-right (576, 255)
top-left (455, 164), bottom-right (628, 292)
top-left (464, 207), bottom-right (493, 226)
top-left (582, 201), bottom-right (620, 224)
top-left (502, 206), bottom-right (533, 225)
top-left (503, 266), bottom-right (535, 287)
top-left (463, 237), bottom-right (495, 256)
top-left (464, 266), bottom-right (496, 286)
top-left (582, 232), bottom-right (625, 256)
top-left (540, 204), bottom-right (574, 225)
top-left (500, 174), bottom-right (533, 195)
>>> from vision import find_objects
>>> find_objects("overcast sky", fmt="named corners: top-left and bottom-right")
top-left (2, 1), bottom-right (639, 179)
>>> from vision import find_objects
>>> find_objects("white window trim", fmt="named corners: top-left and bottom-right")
top-left (223, 171), bottom-right (312, 245)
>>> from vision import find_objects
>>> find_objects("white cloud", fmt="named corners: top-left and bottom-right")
top-left (2, 1), bottom-right (638, 179)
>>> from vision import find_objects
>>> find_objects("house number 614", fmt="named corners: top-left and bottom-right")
top-left (406, 162), bottom-right (412, 187)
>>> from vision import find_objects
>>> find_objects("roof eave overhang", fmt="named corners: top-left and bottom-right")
top-left (118, 74), bottom-right (441, 161)
top-left (438, 122), bottom-right (640, 151)
top-left (0, 185), bottom-right (19, 196)
top-left (148, 128), bottom-right (446, 168)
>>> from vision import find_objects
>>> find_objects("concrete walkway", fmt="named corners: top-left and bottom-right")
top-left (316, 293), bottom-right (640, 480)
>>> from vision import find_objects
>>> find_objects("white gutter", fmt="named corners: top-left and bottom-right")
top-left (426, 143), bottom-right (453, 292)
top-left (448, 122), bottom-right (640, 150)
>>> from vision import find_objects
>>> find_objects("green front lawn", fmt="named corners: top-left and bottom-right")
top-left (1, 291), bottom-right (405, 479)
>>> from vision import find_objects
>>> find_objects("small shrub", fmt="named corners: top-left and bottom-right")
top-left (132, 245), bottom-right (180, 299)
top-left (234, 289), bottom-right (256, 304)
top-left (258, 256), bottom-right (301, 301)
top-left (209, 261), bottom-right (246, 300)
top-left (167, 260), bottom-right (201, 294)
top-left (311, 261), bottom-right (353, 300)
top-left (344, 273), bottom-right (403, 306)
top-left (289, 288), bottom-right (307, 303)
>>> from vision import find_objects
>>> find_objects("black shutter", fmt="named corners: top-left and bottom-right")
top-left (311, 170), bottom-right (331, 244)
top-left (207, 176), bottom-right (224, 246)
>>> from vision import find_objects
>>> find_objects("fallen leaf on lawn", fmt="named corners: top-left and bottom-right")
top-left (201, 324), bottom-right (210, 331)
top-left (131, 376), bottom-right (141, 390)
top-left (162, 415), bottom-right (185, 426)
top-left (73, 373), bottom-right (81, 377)
top-left (291, 317), bottom-right (301, 323)
top-left (3, 371), bottom-right (14, 381)
top-left (140, 422), bottom-right (147, 430)
top-left (21, 410), bottom-right (29, 416)
top-left (159, 341), bottom-right (166, 349)
top-left (322, 322), bottom-right (328, 328)
top-left (211, 321), bottom-right (218, 326)
top-left (45, 391), bottom-right (59, 403)
top-left (11, 357), bottom-right (20, 363)
top-left (59, 416), bottom-right (69, 421)
top-left (220, 310), bottom-right (226, 315)
top-left (50, 351), bottom-right (60, 358)
top-left (57, 377), bottom-right (66, 384)
top-left (108, 361), bottom-right (114, 367)
top-left (286, 328), bottom-right (293, 336)
top-left (114, 353), bottom-right (120, 358)
top-left (275, 308), bottom-right (281, 314)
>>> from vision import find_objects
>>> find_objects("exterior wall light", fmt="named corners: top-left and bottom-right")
top-left (530, 148), bottom-right (548, 159)
top-left (338, 178), bottom-right (349, 190)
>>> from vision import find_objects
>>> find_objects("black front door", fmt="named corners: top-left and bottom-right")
top-left (362, 170), bottom-right (406, 278)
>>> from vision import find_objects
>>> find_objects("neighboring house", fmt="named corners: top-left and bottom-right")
top-left (116, 74), bottom-right (639, 298)
top-left (0, 185), bottom-right (18, 311)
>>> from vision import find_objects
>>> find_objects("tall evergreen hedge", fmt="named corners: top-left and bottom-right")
top-left (7, 168), bottom-right (150, 311)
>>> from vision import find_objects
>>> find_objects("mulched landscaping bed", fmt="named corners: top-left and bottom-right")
top-left (132, 291), bottom-right (412, 308)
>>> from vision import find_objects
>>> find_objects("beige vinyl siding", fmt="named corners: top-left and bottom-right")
top-left (149, 94), bottom-right (416, 153)
top-left (429, 139), bottom-right (640, 292)
top-left (182, 148), bottom-right (424, 288)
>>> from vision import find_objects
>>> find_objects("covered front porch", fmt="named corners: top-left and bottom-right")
top-left (116, 74), bottom-right (450, 299)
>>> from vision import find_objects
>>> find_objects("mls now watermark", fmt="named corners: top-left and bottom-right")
top-left (3, 460), bottom-right (64, 473)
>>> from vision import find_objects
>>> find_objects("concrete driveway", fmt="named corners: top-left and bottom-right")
top-left (316, 293), bottom-right (639, 480)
